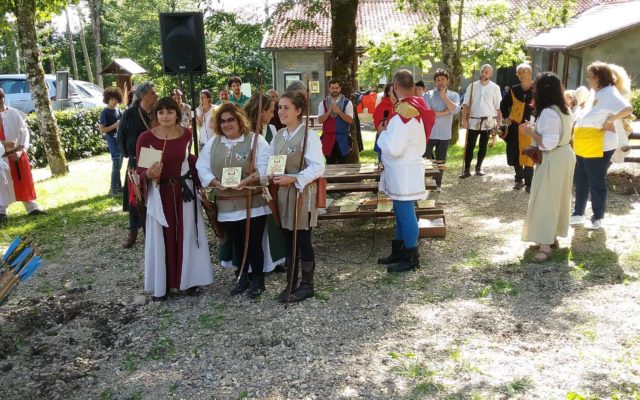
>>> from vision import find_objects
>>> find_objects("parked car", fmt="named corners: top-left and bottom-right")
top-left (0, 74), bottom-right (104, 114)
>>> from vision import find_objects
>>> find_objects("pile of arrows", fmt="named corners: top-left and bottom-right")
top-left (0, 237), bottom-right (43, 306)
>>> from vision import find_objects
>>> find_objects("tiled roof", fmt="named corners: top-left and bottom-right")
top-left (262, 0), bottom-right (627, 50)
top-left (527, 1), bottom-right (640, 49)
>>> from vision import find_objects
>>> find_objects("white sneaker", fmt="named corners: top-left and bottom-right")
top-left (569, 215), bottom-right (585, 226)
top-left (586, 219), bottom-right (603, 230)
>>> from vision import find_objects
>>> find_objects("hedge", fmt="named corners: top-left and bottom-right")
top-left (26, 108), bottom-right (108, 168)
top-left (631, 89), bottom-right (640, 119)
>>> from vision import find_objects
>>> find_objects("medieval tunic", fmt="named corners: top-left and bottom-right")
top-left (522, 107), bottom-right (575, 244)
top-left (500, 84), bottom-right (534, 167)
top-left (318, 95), bottom-right (354, 158)
top-left (0, 107), bottom-right (38, 211)
top-left (196, 133), bottom-right (285, 273)
top-left (136, 128), bottom-right (213, 297)
top-left (270, 124), bottom-right (325, 231)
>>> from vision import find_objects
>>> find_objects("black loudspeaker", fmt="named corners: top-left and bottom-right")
top-left (159, 12), bottom-right (206, 74)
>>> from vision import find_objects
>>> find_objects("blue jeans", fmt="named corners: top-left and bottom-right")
top-left (573, 149), bottom-right (614, 221)
top-left (106, 134), bottom-right (122, 193)
top-left (393, 200), bottom-right (419, 249)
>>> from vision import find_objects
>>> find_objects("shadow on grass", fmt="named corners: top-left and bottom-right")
top-left (0, 194), bottom-right (124, 260)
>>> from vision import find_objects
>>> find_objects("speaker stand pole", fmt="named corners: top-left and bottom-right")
top-left (189, 72), bottom-right (199, 157)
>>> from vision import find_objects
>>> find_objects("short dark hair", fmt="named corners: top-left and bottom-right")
top-left (587, 61), bottom-right (615, 88)
top-left (213, 102), bottom-right (251, 136)
top-left (200, 89), bottom-right (212, 100)
top-left (533, 72), bottom-right (569, 119)
top-left (218, 87), bottom-right (229, 94)
top-left (415, 80), bottom-right (425, 88)
top-left (329, 79), bottom-right (341, 86)
top-left (244, 93), bottom-right (274, 132)
top-left (280, 91), bottom-right (307, 121)
top-left (433, 69), bottom-right (449, 80)
top-left (151, 97), bottom-right (182, 126)
top-left (393, 69), bottom-right (414, 90)
top-left (103, 86), bottom-right (123, 104)
top-left (228, 76), bottom-right (242, 87)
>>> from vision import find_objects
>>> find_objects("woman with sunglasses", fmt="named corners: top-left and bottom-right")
top-left (196, 103), bottom-right (272, 298)
top-left (136, 97), bottom-right (213, 300)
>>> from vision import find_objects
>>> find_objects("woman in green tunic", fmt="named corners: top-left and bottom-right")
top-left (520, 72), bottom-right (576, 262)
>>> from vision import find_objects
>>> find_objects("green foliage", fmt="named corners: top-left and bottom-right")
top-left (630, 89), bottom-right (640, 118)
top-left (26, 107), bottom-right (107, 168)
top-left (359, 24), bottom-right (438, 86)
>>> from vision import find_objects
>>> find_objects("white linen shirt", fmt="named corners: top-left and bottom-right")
top-left (196, 106), bottom-right (215, 145)
top-left (377, 113), bottom-right (427, 201)
top-left (535, 108), bottom-right (565, 151)
top-left (196, 133), bottom-right (272, 222)
top-left (462, 80), bottom-right (502, 130)
top-left (576, 85), bottom-right (630, 151)
top-left (0, 107), bottom-right (30, 149)
top-left (269, 124), bottom-right (325, 192)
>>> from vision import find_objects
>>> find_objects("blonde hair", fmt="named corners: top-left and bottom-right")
top-left (574, 86), bottom-right (591, 107)
top-left (609, 63), bottom-right (632, 99)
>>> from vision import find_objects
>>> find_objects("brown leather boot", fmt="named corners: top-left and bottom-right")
top-left (277, 258), bottom-right (299, 302)
top-left (123, 229), bottom-right (138, 248)
top-left (288, 261), bottom-right (315, 303)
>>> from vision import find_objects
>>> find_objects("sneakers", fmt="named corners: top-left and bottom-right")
top-left (27, 209), bottom-right (48, 216)
top-left (586, 219), bottom-right (603, 230)
top-left (513, 181), bottom-right (524, 190)
top-left (569, 215), bottom-right (585, 226)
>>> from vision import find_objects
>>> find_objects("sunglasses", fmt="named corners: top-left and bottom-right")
top-left (220, 117), bottom-right (236, 124)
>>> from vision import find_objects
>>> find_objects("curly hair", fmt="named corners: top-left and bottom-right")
top-left (103, 86), bottom-right (123, 105)
top-left (533, 72), bottom-right (569, 119)
top-left (212, 102), bottom-right (251, 136)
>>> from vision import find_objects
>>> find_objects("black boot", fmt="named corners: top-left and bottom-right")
top-left (230, 271), bottom-right (250, 295)
top-left (247, 273), bottom-right (265, 299)
top-left (288, 261), bottom-right (315, 303)
top-left (387, 247), bottom-right (420, 273)
top-left (459, 169), bottom-right (471, 179)
top-left (276, 258), bottom-right (299, 302)
top-left (377, 239), bottom-right (404, 265)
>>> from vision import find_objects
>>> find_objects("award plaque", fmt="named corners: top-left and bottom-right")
top-left (221, 167), bottom-right (242, 187)
top-left (267, 155), bottom-right (287, 175)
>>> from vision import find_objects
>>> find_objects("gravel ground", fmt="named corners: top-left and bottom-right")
top-left (1, 154), bottom-right (639, 400)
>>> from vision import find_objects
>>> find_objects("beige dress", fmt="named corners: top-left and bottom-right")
top-left (521, 106), bottom-right (576, 244)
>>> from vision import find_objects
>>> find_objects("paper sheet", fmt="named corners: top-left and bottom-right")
top-left (138, 146), bottom-right (163, 168)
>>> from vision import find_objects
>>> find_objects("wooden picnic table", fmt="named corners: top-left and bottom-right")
top-left (323, 160), bottom-right (440, 183)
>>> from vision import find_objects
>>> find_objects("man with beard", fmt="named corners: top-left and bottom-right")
top-left (228, 76), bottom-right (249, 106)
top-left (117, 82), bottom-right (158, 248)
top-left (423, 69), bottom-right (460, 190)
top-left (500, 63), bottom-right (535, 192)
top-left (460, 64), bottom-right (503, 178)
top-left (318, 79), bottom-right (354, 164)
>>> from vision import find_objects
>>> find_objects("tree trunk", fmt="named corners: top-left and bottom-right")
top-left (76, 6), bottom-right (94, 83)
top-left (65, 7), bottom-right (79, 80)
top-left (437, 0), bottom-right (463, 144)
top-left (15, 0), bottom-right (69, 175)
top-left (87, 0), bottom-right (103, 87)
top-left (330, 0), bottom-right (360, 163)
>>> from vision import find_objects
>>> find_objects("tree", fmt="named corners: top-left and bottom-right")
top-left (64, 6), bottom-right (79, 80)
top-left (5, 0), bottom-right (69, 175)
top-left (86, 0), bottom-right (103, 86)
top-left (274, 0), bottom-right (361, 161)
top-left (76, 5), bottom-right (94, 83)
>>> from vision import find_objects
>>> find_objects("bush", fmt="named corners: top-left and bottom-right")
top-left (26, 108), bottom-right (108, 168)
top-left (631, 89), bottom-right (640, 119)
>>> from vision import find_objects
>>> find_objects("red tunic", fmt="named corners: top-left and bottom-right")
top-left (0, 123), bottom-right (36, 202)
top-left (136, 128), bottom-right (198, 291)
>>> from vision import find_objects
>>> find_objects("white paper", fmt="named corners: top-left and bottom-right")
top-left (138, 146), bottom-right (163, 168)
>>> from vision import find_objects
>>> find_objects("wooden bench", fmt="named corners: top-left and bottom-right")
top-left (319, 205), bottom-right (444, 220)
top-left (323, 161), bottom-right (440, 182)
top-left (327, 177), bottom-right (437, 194)
top-left (624, 132), bottom-right (640, 163)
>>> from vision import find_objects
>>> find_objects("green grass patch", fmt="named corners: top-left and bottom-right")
top-left (501, 376), bottom-right (534, 397)
top-left (147, 337), bottom-right (176, 361)
top-left (120, 352), bottom-right (140, 372)
top-left (393, 362), bottom-right (434, 379)
top-left (197, 313), bottom-right (225, 331)
top-left (475, 277), bottom-right (518, 298)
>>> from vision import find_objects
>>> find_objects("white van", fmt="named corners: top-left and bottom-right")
top-left (0, 74), bottom-right (103, 114)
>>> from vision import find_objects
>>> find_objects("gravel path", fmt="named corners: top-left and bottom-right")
top-left (1, 154), bottom-right (639, 400)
